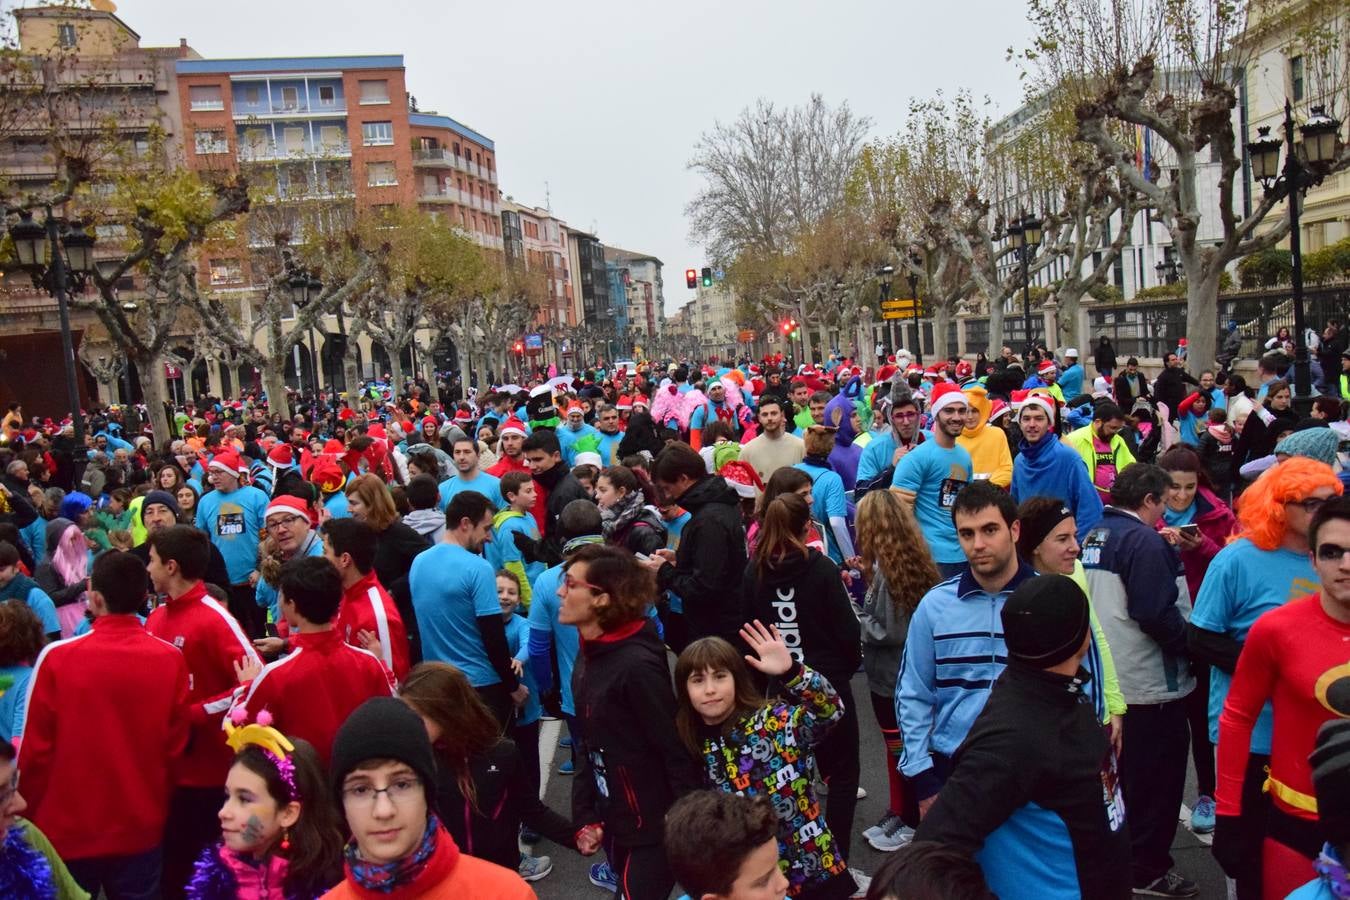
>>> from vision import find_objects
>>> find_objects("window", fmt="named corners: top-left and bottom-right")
top-left (189, 85), bottom-right (224, 111)
top-left (318, 85), bottom-right (336, 105)
top-left (1290, 55), bottom-right (1304, 102)
top-left (367, 161), bottom-right (396, 186)
top-left (281, 86), bottom-right (300, 109)
top-left (361, 121), bottom-right (393, 146)
top-left (358, 80), bottom-right (389, 105)
top-left (194, 129), bottom-right (227, 154)
top-left (243, 85), bottom-right (260, 105)
top-left (209, 259), bottom-right (242, 285)
top-left (57, 23), bottom-right (76, 48)
top-left (318, 125), bottom-right (346, 151)
top-left (453, 143), bottom-right (460, 155)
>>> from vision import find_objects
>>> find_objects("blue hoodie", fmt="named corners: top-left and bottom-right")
top-left (1010, 434), bottom-right (1103, 543)
top-left (824, 378), bottom-right (864, 491)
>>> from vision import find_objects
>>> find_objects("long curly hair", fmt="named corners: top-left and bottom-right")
top-left (856, 490), bottom-right (939, 614)
top-left (1236, 457), bottom-right (1343, 551)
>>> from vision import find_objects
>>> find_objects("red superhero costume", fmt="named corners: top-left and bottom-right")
top-left (1216, 593), bottom-right (1350, 899)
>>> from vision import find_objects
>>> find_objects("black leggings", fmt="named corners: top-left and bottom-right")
top-left (814, 676), bottom-right (860, 863)
top-left (514, 718), bottom-right (541, 804)
top-left (610, 843), bottom-right (675, 900)
top-left (1185, 663), bottom-right (1217, 797)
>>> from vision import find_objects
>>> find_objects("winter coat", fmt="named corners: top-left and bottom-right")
top-left (571, 619), bottom-right (703, 847)
top-left (1156, 486), bottom-right (1238, 600)
top-left (187, 843), bottom-right (333, 900)
top-left (655, 475), bottom-right (749, 645)
top-left (1153, 367), bottom-right (1200, 421)
top-left (745, 548), bottom-right (861, 687)
top-left (1094, 340), bottom-right (1118, 374)
top-left (858, 571), bottom-right (911, 697)
top-left (694, 662), bottom-right (854, 900)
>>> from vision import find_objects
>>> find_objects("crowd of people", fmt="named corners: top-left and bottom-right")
top-left (0, 325), bottom-right (1347, 900)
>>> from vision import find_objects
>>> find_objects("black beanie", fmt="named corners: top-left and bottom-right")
top-left (142, 490), bottom-right (181, 518)
top-left (1001, 574), bottom-right (1091, 668)
top-left (329, 697), bottom-right (438, 802)
top-left (1311, 719), bottom-right (1350, 843)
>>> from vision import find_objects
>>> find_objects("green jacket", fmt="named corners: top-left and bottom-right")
top-left (1062, 424), bottom-right (1136, 481)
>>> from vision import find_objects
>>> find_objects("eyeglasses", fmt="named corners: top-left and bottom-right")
top-left (342, 776), bottom-right (422, 807)
top-left (1316, 543), bottom-right (1350, 563)
top-left (892, 411), bottom-right (919, 420)
top-left (564, 572), bottom-right (605, 593)
top-left (1289, 496), bottom-right (1331, 514)
top-left (0, 770), bottom-right (19, 807)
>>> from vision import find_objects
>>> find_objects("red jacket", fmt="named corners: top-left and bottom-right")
top-left (231, 628), bottom-right (395, 765)
top-left (145, 581), bottom-right (260, 787)
top-left (339, 571), bottom-right (411, 681)
top-left (19, 615), bottom-right (191, 860)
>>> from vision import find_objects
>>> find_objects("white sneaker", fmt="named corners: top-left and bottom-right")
top-left (518, 854), bottom-right (552, 882)
top-left (814, 781), bottom-right (867, 800)
top-left (862, 812), bottom-right (899, 842)
top-left (866, 814), bottom-right (914, 852)
top-left (856, 786), bottom-right (868, 799)
top-left (848, 868), bottom-right (872, 899)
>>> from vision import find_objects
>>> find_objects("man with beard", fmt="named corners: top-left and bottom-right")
top-left (856, 391), bottom-right (927, 491)
top-left (1010, 390), bottom-right (1103, 543)
top-left (737, 397), bottom-right (804, 485)
top-left (518, 430), bottom-right (589, 564)
top-left (890, 384), bottom-right (972, 578)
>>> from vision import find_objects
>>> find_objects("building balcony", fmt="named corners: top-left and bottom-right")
top-left (419, 187), bottom-right (465, 204)
top-left (231, 103), bottom-right (347, 120)
top-left (237, 141), bottom-right (352, 163)
top-left (413, 148), bottom-right (455, 167)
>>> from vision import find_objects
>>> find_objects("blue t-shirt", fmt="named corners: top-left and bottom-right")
top-left (0, 664), bottom-right (32, 742)
top-left (486, 512), bottom-right (545, 589)
top-left (195, 484), bottom-right (270, 584)
top-left (1190, 537), bottom-right (1319, 751)
top-left (793, 461), bottom-right (849, 564)
top-left (410, 543), bottom-right (504, 687)
top-left (9, 587), bottom-right (59, 636)
top-left (324, 490), bottom-right (350, 520)
top-left (557, 423), bottom-right (600, 466)
top-left (891, 441), bottom-right (972, 564)
top-left (437, 471), bottom-right (503, 512)
top-left (526, 564), bottom-right (578, 714)
top-left (595, 430), bottom-right (625, 467)
top-left (504, 613), bottom-right (542, 726)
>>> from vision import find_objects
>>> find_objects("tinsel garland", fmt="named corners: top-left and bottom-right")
top-left (0, 824), bottom-right (55, 900)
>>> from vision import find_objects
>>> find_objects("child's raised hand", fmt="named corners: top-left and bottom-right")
top-left (739, 620), bottom-right (792, 677)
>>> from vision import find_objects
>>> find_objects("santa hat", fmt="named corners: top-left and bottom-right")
top-left (924, 366), bottom-right (943, 379)
top-left (421, 416), bottom-right (438, 431)
top-left (573, 451), bottom-right (603, 468)
top-left (264, 495), bottom-right (309, 523)
top-left (720, 460), bottom-right (764, 499)
top-left (454, 408), bottom-right (473, 422)
top-left (499, 416), bottom-right (528, 438)
top-left (905, 362), bottom-right (922, 376)
top-left (929, 383), bottom-right (966, 415)
top-left (566, 402), bottom-right (584, 417)
top-left (955, 360), bottom-right (973, 379)
top-left (266, 444), bottom-right (295, 469)
top-left (308, 456), bottom-right (346, 495)
top-left (1037, 359), bottom-right (1058, 376)
top-left (338, 407), bottom-right (355, 421)
top-left (748, 364), bottom-right (761, 376)
top-left (616, 395), bottom-right (633, 411)
top-left (208, 449), bottom-right (246, 478)
top-left (367, 424), bottom-right (387, 442)
top-left (988, 399), bottom-right (1012, 423)
top-left (631, 394), bottom-right (651, 410)
top-left (1013, 389), bottom-right (1058, 421)
top-left (323, 439), bottom-right (345, 454)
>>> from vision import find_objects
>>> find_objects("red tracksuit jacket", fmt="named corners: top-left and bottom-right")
top-left (230, 628), bottom-right (395, 765)
top-left (339, 571), bottom-right (411, 681)
top-left (18, 615), bottom-right (191, 861)
top-left (145, 581), bottom-right (260, 788)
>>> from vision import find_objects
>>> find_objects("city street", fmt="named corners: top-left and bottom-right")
top-left (527, 669), bottom-right (1232, 899)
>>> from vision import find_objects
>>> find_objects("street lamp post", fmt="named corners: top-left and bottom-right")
top-left (1247, 102), bottom-right (1343, 410)
top-left (1005, 212), bottom-right (1043, 360)
top-left (285, 259), bottom-right (323, 397)
top-left (8, 210), bottom-right (98, 444)
top-left (1154, 258), bottom-right (1179, 285)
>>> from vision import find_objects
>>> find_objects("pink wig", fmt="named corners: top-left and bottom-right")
top-left (52, 523), bottom-right (89, 587)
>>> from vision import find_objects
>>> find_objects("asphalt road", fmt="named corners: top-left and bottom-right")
top-left (526, 669), bottom-right (1234, 899)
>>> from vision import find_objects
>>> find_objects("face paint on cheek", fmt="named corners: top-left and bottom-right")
top-left (241, 814), bottom-right (265, 846)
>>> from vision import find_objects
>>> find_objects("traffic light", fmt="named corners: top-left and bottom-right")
top-left (513, 341), bottom-right (524, 354)
top-left (701, 266), bottom-right (713, 288)
top-left (780, 319), bottom-right (792, 335)
top-left (685, 268), bottom-right (697, 289)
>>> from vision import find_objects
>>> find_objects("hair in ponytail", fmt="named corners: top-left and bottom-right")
top-left (753, 492), bottom-right (810, 577)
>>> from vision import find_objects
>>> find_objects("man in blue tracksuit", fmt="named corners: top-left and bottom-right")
top-left (896, 481), bottom-right (1036, 816)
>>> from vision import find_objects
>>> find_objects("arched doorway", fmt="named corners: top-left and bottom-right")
top-left (322, 335), bottom-right (362, 391)
top-left (236, 362), bottom-right (261, 398)
top-left (283, 344), bottom-right (318, 394)
top-left (370, 344), bottom-right (392, 381)
top-left (431, 335), bottom-right (457, 373)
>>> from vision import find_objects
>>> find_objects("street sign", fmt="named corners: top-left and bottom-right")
top-left (737, 329), bottom-right (756, 343)
top-left (524, 333), bottom-right (543, 350)
top-left (881, 309), bottom-right (922, 321)
top-left (881, 299), bottom-right (920, 311)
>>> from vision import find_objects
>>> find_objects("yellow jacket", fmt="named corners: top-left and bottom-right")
top-left (958, 385), bottom-right (1013, 487)
top-left (1062, 424), bottom-right (1136, 480)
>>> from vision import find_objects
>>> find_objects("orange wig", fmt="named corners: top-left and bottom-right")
top-left (1236, 457), bottom-right (1343, 551)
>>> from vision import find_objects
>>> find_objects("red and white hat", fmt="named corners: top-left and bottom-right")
top-left (499, 416), bottom-right (528, 438)
top-left (616, 395), bottom-right (633, 411)
top-left (955, 360), bottom-right (973, 378)
top-left (988, 399), bottom-right (1012, 422)
top-left (1013, 389), bottom-right (1058, 420)
top-left (929, 383), bottom-right (967, 415)
top-left (631, 395), bottom-right (651, 410)
top-left (266, 444), bottom-right (295, 469)
top-left (208, 449), bottom-right (247, 478)
top-left (1037, 359), bottom-right (1058, 376)
top-left (905, 362), bottom-right (922, 376)
top-left (264, 495), bottom-right (309, 524)
top-left (566, 402), bottom-right (584, 417)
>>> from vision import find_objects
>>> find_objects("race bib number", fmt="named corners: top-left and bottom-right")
top-left (1101, 744), bottom-right (1126, 832)
top-left (938, 477), bottom-right (966, 511)
top-left (1081, 528), bottom-right (1109, 568)
top-left (217, 511), bottom-right (245, 537)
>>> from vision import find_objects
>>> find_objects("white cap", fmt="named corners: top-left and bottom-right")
top-left (573, 451), bottom-right (603, 469)
top-left (1063, 347), bottom-right (1079, 358)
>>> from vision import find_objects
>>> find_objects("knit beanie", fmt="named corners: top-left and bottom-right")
top-left (1001, 574), bottom-right (1090, 668)
top-left (330, 697), bottom-right (438, 804)
top-left (1275, 425), bottom-right (1339, 468)
top-left (1311, 719), bottom-right (1350, 843)
top-left (1015, 502), bottom-right (1074, 561)
top-left (142, 490), bottom-right (180, 517)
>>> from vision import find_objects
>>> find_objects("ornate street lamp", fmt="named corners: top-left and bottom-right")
top-left (1007, 212), bottom-right (1042, 358)
top-left (1246, 102), bottom-right (1343, 409)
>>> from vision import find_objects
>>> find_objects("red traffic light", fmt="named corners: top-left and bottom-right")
top-left (514, 342), bottom-right (524, 353)
top-left (685, 268), bottom-right (698, 289)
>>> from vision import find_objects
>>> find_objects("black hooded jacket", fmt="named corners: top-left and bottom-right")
top-left (745, 548), bottom-right (861, 687)
top-left (656, 474), bottom-right (748, 644)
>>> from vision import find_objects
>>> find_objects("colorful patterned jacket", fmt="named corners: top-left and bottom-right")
top-left (694, 662), bottom-right (852, 898)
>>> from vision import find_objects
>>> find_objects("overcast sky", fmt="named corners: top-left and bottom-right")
top-left (107, 0), bottom-right (1036, 314)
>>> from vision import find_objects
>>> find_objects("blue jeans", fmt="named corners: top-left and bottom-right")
top-left (67, 844), bottom-right (163, 900)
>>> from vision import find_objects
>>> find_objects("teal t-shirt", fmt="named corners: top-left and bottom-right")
top-left (1190, 537), bottom-right (1319, 751)
top-left (526, 565), bottom-right (577, 715)
top-left (504, 613), bottom-right (542, 725)
top-left (794, 461), bottom-right (849, 564)
top-left (891, 441), bottom-right (972, 564)
top-left (195, 484), bottom-right (270, 584)
top-left (437, 471), bottom-right (504, 512)
top-left (410, 543), bottom-right (504, 687)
